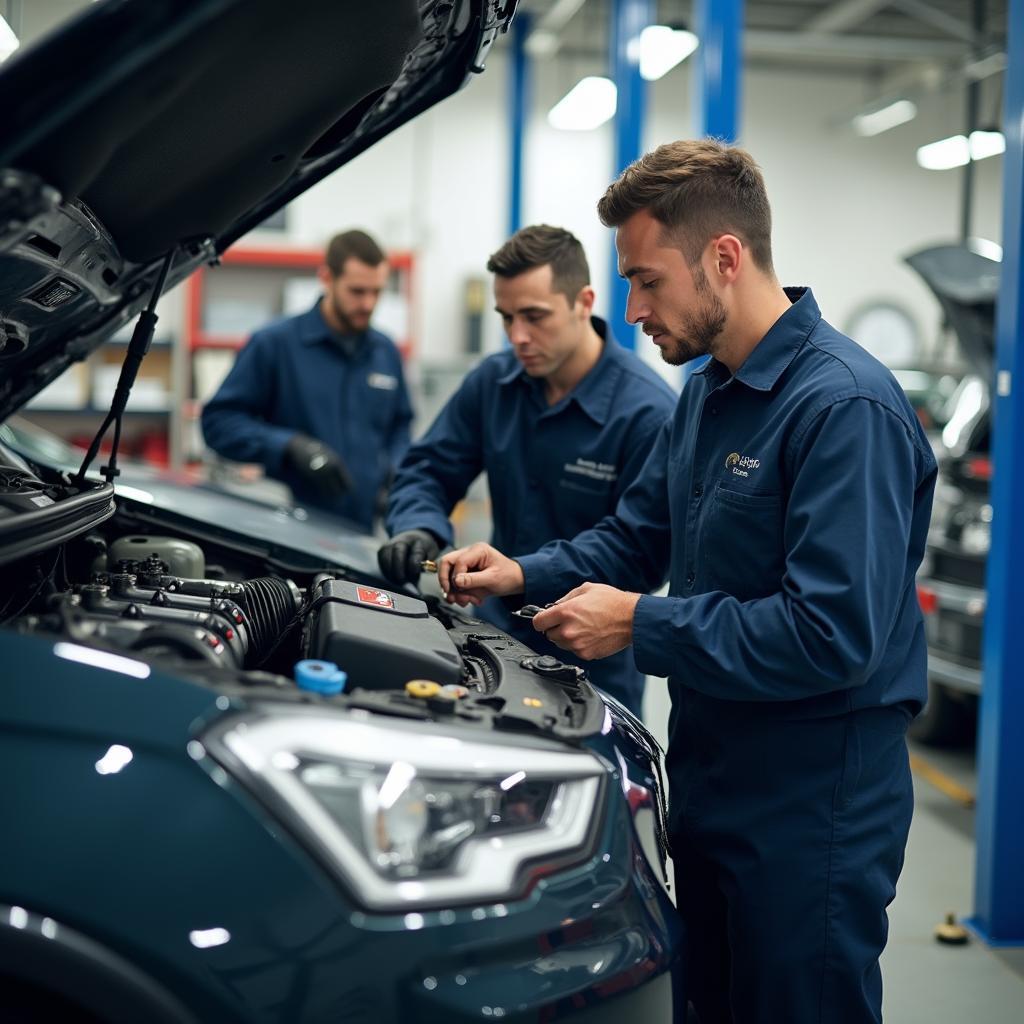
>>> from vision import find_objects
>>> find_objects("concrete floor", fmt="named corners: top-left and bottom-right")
top-left (881, 740), bottom-right (1024, 1023)
top-left (642, 682), bottom-right (1024, 1023)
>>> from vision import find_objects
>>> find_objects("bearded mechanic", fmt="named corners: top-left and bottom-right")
top-left (438, 140), bottom-right (937, 1024)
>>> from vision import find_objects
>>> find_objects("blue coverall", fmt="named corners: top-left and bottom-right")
top-left (516, 290), bottom-right (938, 1023)
top-left (387, 317), bottom-right (677, 714)
top-left (201, 303), bottom-right (413, 531)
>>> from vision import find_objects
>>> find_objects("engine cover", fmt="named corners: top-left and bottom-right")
top-left (309, 578), bottom-right (462, 691)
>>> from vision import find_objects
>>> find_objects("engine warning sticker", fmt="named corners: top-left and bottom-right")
top-left (356, 586), bottom-right (395, 609)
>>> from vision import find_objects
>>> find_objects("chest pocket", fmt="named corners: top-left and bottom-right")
top-left (701, 483), bottom-right (785, 601)
top-left (555, 458), bottom-right (620, 532)
top-left (365, 371), bottom-right (399, 433)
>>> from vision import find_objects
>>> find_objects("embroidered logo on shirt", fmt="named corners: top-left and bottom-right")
top-left (563, 457), bottom-right (618, 483)
top-left (367, 372), bottom-right (399, 390)
top-left (725, 452), bottom-right (760, 478)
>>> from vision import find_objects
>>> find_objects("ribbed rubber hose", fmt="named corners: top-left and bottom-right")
top-left (238, 577), bottom-right (298, 662)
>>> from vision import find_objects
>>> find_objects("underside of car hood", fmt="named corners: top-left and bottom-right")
top-left (0, 0), bottom-right (514, 420)
top-left (904, 243), bottom-right (1000, 380)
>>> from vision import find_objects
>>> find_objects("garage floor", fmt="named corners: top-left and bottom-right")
top-left (882, 740), bottom-right (1024, 1023)
top-left (641, 685), bottom-right (1024, 1023)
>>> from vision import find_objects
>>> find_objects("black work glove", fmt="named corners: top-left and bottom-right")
top-left (377, 529), bottom-right (441, 585)
top-left (284, 434), bottom-right (353, 499)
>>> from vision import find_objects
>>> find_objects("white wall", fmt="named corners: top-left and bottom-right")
top-left (280, 47), bottom-right (1003, 387)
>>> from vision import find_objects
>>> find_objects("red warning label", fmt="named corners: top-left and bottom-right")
top-left (356, 586), bottom-right (395, 609)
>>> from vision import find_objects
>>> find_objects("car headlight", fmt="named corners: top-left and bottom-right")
top-left (203, 706), bottom-right (605, 910)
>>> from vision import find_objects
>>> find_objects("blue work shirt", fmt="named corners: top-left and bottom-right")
top-left (387, 317), bottom-right (677, 712)
top-left (517, 289), bottom-right (938, 720)
top-left (201, 303), bottom-right (413, 531)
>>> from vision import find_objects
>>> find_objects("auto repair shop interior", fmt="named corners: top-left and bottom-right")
top-left (1, 1), bottom-right (1022, 1023)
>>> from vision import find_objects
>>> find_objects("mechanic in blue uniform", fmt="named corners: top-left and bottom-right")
top-left (378, 224), bottom-right (677, 716)
top-left (201, 229), bottom-right (413, 531)
top-left (436, 142), bottom-right (937, 1024)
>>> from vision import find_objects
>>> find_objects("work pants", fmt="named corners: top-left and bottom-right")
top-left (668, 697), bottom-right (914, 1024)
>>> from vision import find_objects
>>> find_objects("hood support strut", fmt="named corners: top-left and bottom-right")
top-left (73, 249), bottom-right (175, 488)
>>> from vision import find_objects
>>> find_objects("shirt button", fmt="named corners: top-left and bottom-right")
top-left (693, 483), bottom-right (703, 498)
top-left (686, 572), bottom-right (696, 588)
top-left (710, 407), bottom-right (719, 415)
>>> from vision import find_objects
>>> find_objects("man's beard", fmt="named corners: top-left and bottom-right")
top-left (655, 265), bottom-right (727, 366)
top-left (331, 294), bottom-right (369, 335)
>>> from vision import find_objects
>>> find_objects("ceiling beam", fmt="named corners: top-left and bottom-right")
top-left (747, 29), bottom-right (969, 62)
top-left (891, 0), bottom-right (979, 43)
top-left (805, 0), bottom-right (890, 34)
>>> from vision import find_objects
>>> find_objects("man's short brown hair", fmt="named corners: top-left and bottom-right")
top-left (486, 224), bottom-right (590, 303)
top-left (597, 139), bottom-right (775, 275)
top-left (325, 229), bottom-right (386, 276)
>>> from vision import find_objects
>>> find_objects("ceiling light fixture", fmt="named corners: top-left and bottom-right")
top-left (852, 99), bottom-right (917, 136)
top-left (637, 25), bottom-right (699, 81)
top-left (916, 130), bottom-right (1006, 170)
top-left (0, 15), bottom-right (19, 62)
top-left (548, 76), bottom-right (617, 131)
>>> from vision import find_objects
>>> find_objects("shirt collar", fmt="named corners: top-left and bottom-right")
top-left (698, 286), bottom-right (820, 392)
top-left (297, 301), bottom-right (372, 355)
top-left (497, 316), bottom-right (621, 425)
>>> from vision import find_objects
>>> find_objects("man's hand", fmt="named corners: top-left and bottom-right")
top-left (284, 434), bottom-right (353, 499)
top-left (378, 529), bottom-right (441, 585)
top-left (531, 583), bottom-right (640, 661)
top-left (438, 543), bottom-right (525, 607)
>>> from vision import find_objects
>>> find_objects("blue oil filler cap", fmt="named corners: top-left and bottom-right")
top-left (294, 659), bottom-right (347, 695)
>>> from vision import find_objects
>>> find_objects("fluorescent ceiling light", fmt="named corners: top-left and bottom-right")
top-left (969, 129), bottom-right (1005, 160)
top-left (852, 99), bottom-right (917, 137)
top-left (548, 76), bottom-right (617, 131)
top-left (638, 25), bottom-right (699, 81)
top-left (916, 130), bottom-right (1006, 170)
top-left (0, 15), bottom-right (19, 62)
top-left (917, 134), bottom-right (969, 169)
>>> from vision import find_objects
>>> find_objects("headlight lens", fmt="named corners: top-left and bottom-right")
top-left (205, 707), bottom-right (604, 910)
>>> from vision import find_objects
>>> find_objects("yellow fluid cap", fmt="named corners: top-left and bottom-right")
top-left (406, 680), bottom-right (442, 699)
top-left (523, 697), bottom-right (543, 708)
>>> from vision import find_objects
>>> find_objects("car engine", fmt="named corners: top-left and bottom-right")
top-left (2, 482), bottom-right (609, 741)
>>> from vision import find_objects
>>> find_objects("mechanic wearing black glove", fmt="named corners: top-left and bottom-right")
top-left (284, 433), bottom-right (354, 499)
top-left (377, 528), bottom-right (441, 585)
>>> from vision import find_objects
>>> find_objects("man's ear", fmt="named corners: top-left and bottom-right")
top-left (711, 235), bottom-right (743, 282)
top-left (316, 265), bottom-right (335, 290)
top-left (574, 285), bottom-right (596, 318)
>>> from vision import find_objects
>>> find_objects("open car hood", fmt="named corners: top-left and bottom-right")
top-left (904, 242), bottom-right (1000, 380)
top-left (0, 0), bottom-right (514, 420)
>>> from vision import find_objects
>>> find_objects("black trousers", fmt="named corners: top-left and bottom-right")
top-left (668, 700), bottom-right (914, 1024)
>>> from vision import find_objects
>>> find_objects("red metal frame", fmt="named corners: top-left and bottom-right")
top-left (185, 244), bottom-right (415, 353)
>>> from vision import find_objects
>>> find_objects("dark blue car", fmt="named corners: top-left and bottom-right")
top-left (0, 2), bottom-right (681, 1021)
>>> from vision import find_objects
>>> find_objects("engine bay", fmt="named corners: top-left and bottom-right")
top-left (0, 452), bottom-right (606, 743)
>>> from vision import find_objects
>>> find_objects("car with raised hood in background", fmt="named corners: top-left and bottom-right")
top-left (0, 2), bottom-right (681, 1022)
top-left (905, 242), bottom-right (999, 746)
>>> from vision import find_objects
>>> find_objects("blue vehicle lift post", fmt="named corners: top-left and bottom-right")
top-left (970, 0), bottom-right (1024, 947)
top-left (506, 11), bottom-right (531, 237)
top-left (682, 0), bottom-right (743, 384)
top-left (606, 0), bottom-right (652, 347)
top-left (692, 0), bottom-right (744, 143)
